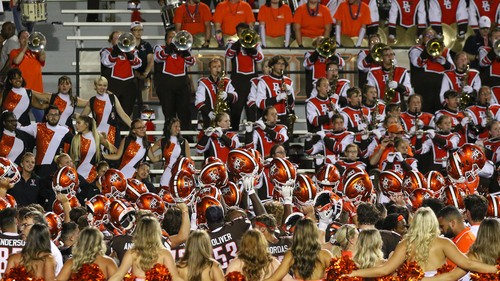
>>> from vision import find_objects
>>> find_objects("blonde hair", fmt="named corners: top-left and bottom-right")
top-left (238, 230), bottom-right (273, 281)
top-left (291, 218), bottom-right (321, 279)
top-left (132, 216), bottom-right (163, 272)
top-left (72, 227), bottom-right (105, 272)
top-left (177, 230), bottom-right (216, 281)
top-left (70, 115), bottom-right (101, 165)
top-left (353, 229), bottom-right (384, 269)
top-left (469, 218), bottom-right (500, 265)
top-left (331, 224), bottom-right (358, 257)
top-left (404, 207), bottom-right (440, 267)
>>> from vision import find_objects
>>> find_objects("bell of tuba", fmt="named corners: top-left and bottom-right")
top-left (316, 37), bottom-right (337, 58)
top-left (370, 43), bottom-right (386, 63)
top-left (426, 38), bottom-right (444, 58)
top-left (493, 40), bottom-right (500, 57)
top-left (239, 28), bottom-right (259, 49)
top-left (117, 32), bottom-right (137, 52)
top-left (173, 30), bottom-right (193, 51)
top-left (27, 32), bottom-right (46, 52)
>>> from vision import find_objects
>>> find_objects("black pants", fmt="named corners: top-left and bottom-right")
top-left (108, 78), bottom-right (138, 117)
top-left (155, 74), bottom-right (192, 131)
top-left (230, 73), bottom-right (255, 131)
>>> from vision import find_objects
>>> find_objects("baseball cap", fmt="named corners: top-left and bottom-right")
top-left (387, 124), bottom-right (404, 134)
top-left (131, 21), bottom-right (143, 30)
top-left (479, 16), bottom-right (491, 29)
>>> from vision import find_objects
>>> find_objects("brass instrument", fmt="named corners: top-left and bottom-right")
top-left (370, 43), bottom-right (387, 63)
top-left (459, 65), bottom-right (476, 109)
top-left (117, 32), bottom-right (136, 53)
top-left (27, 32), bottom-right (46, 52)
top-left (212, 70), bottom-right (230, 127)
top-left (426, 38), bottom-right (444, 58)
top-left (493, 40), bottom-right (500, 57)
top-left (316, 37), bottom-right (337, 58)
top-left (239, 28), bottom-right (259, 49)
top-left (369, 100), bottom-right (379, 131)
top-left (172, 30), bottom-right (193, 51)
top-left (384, 59), bottom-right (396, 103)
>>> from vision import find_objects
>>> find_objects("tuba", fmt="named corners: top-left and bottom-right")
top-left (316, 37), bottom-right (337, 58)
top-left (384, 59), bottom-right (396, 103)
top-left (212, 70), bottom-right (230, 127)
top-left (117, 33), bottom-right (136, 52)
top-left (173, 30), bottom-right (193, 51)
top-left (370, 43), bottom-right (386, 63)
top-left (27, 32), bottom-right (46, 52)
top-left (426, 38), bottom-right (444, 58)
top-left (239, 28), bottom-right (259, 49)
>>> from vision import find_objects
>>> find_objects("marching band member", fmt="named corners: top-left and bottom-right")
top-left (465, 86), bottom-right (500, 141)
top-left (247, 58), bottom-right (270, 122)
top-left (306, 77), bottom-right (335, 133)
top-left (195, 57), bottom-right (237, 129)
top-left (196, 112), bottom-right (240, 163)
top-left (400, 94), bottom-right (435, 147)
top-left (428, 0), bottom-right (468, 39)
top-left (479, 120), bottom-right (500, 165)
top-left (366, 45), bottom-right (412, 104)
top-left (387, 0), bottom-right (427, 44)
top-left (381, 137), bottom-right (418, 173)
top-left (435, 90), bottom-right (468, 147)
top-left (478, 28), bottom-right (500, 102)
top-left (310, 61), bottom-right (349, 101)
top-left (362, 84), bottom-right (385, 131)
top-left (357, 34), bottom-right (382, 87)
top-left (439, 51), bottom-right (481, 105)
top-left (369, 123), bottom-right (410, 169)
top-left (468, 0), bottom-right (500, 31)
top-left (339, 87), bottom-right (372, 145)
top-left (245, 106), bottom-right (288, 158)
top-left (334, 143), bottom-right (367, 172)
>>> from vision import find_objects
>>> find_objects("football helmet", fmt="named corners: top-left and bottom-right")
top-left (248, 149), bottom-right (264, 175)
top-left (315, 163), bottom-right (341, 192)
top-left (408, 188), bottom-right (435, 210)
top-left (169, 170), bottom-right (196, 206)
top-left (283, 212), bottom-right (305, 233)
top-left (100, 169), bottom-right (127, 199)
top-left (85, 194), bottom-right (111, 227)
top-left (171, 157), bottom-right (197, 175)
top-left (342, 167), bottom-right (365, 181)
top-left (52, 166), bottom-right (79, 195)
top-left (196, 195), bottom-right (221, 224)
top-left (159, 188), bottom-right (177, 208)
top-left (126, 178), bottom-right (148, 202)
top-left (221, 181), bottom-right (242, 207)
top-left (2, 194), bottom-right (16, 209)
top-left (44, 212), bottom-right (62, 241)
top-left (486, 194), bottom-right (500, 217)
top-left (425, 171), bottom-right (446, 197)
top-left (269, 158), bottom-right (297, 189)
top-left (0, 157), bottom-right (20, 184)
top-left (52, 194), bottom-right (81, 217)
top-left (108, 199), bottom-right (137, 232)
top-left (342, 172), bottom-right (373, 205)
top-left (136, 193), bottom-right (166, 220)
top-left (293, 174), bottom-right (317, 206)
top-left (447, 152), bottom-right (463, 182)
top-left (314, 190), bottom-right (343, 221)
top-left (402, 170), bottom-right (427, 194)
top-left (199, 162), bottom-right (229, 187)
top-left (204, 156), bottom-right (224, 165)
top-left (444, 184), bottom-right (467, 211)
top-left (378, 170), bottom-right (403, 197)
top-left (227, 148), bottom-right (259, 178)
top-left (456, 143), bottom-right (486, 182)
top-left (0, 196), bottom-right (13, 210)
top-left (198, 185), bottom-right (223, 202)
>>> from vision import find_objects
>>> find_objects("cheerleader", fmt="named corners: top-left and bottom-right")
top-left (149, 117), bottom-right (191, 187)
top-left (70, 115), bottom-right (116, 183)
top-left (0, 111), bottom-right (34, 164)
top-left (0, 68), bottom-right (52, 126)
top-left (48, 76), bottom-right (88, 132)
top-left (80, 76), bottom-right (132, 148)
top-left (196, 112), bottom-right (240, 163)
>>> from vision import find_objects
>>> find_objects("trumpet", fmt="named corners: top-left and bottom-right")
top-left (117, 32), bottom-right (136, 52)
top-left (28, 32), bottom-right (46, 52)
top-left (316, 37), bottom-right (337, 58)
top-left (426, 38), bottom-right (444, 58)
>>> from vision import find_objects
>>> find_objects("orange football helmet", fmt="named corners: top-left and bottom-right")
top-left (402, 170), bottom-right (427, 195)
top-left (159, 188), bottom-right (177, 208)
top-left (108, 199), bottom-right (137, 232)
top-left (486, 194), bottom-right (500, 217)
top-left (294, 174), bottom-right (317, 206)
top-left (198, 185), bottom-right (223, 202)
top-left (269, 158), bottom-right (297, 189)
top-left (227, 148), bottom-right (259, 178)
top-left (342, 172), bottom-right (373, 205)
top-left (169, 170), bottom-right (197, 206)
top-left (314, 190), bottom-right (343, 221)
top-left (85, 194), bottom-right (111, 227)
top-left (136, 192), bottom-right (166, 220)
top-left (0, 157), bottom-right (20, 184)
top-left (52, 166), bottom-right (79, 195)
top-left (196, 195), bottom-right (221, 224)
top-left (221, 181), bottom-right (242, 207)
top-left (2, 194), bottom-right (16, 209)
top-left (456, 143), bottom-right (486, 182)
top-left (204, 156), bottom-right (224, 165)
top-left (342, 167), bottom-right (365, 181)
top-left (52, 194), bottom-right (81, 217)
top-left (447, 152), bottom-right (463, 182)
top-left (378, 170), bottom-right (403, 197)
top-left (0, 197), bottom-right (12, 210)
top-left (44, 212), bottom-right (62, 241)
top-left (126, 178), bottom-right (148, 202)
top-left (248, 149), bottom-right (264, 175)
top-left (444, 184), bottom-right (467, 211)
top-left (172, 157), bottom-right (197, 175)
top-left (425, 171), bottom-right (446, 197)
top-left (315, 163), bottom-right (341, 192)
top-left (100, 169), bottom-right (127, 199)
top-left (408, 188), bottom-right (435, 210)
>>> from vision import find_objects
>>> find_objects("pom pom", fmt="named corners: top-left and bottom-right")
top-left (2, 265), bottom-right (43, 281)
top-left (144, 263), bottom-right (172, 281)
top-left (325, 256), bottom-right (363, 281)
top-left (396, 261), bottom-right (424, 281)
top-left (69, 263), bottom-right (106, 281)
top-left (225, 271), bottom-right (246, 281)
top-left (123, 272), bottom-right (135, 281)
top-left (435, 263), bottom-right (454, 275)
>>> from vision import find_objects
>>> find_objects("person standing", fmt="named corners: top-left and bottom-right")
top-left (173, 0), bottom-right (213, 48)
top-left (131, 21), bottom-right (154, 118)
top-left (292, 0), bottom-right (333, 47)
top-left (0, 208), bottom-right (25, 277)
top-left (8, 152), bottom-right (41, 207)
top-left (213, 0), bottom-right (255, 46)
top-left (258, 0), bottom-right (293, 47)
top-left (0, 22), bottom-right (19, 77)
top-left (334, 0), bottom-right (372, 47)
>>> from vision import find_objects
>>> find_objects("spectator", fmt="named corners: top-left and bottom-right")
top-left (478, 28), bottom-right (500, 101)
top-left (437, 205), bottom-right (476, 255)
top-left (173, 0), bottom-right (213, 48)
top-left (292, 0), bottom-right (333, 47)
top-left (334, 0), bottom-right (371, 47)
top-left (0, 22), bottom-right (19, 77)
top-left (8, 152), bottom-right (40, 207)
top-left (131, 21), bottom-right (154, 117)
top-left (463, 16), bottom-right (491, 69)
top-left (258, 0), bottom-right (293, 47)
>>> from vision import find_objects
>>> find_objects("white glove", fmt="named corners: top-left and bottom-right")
top-left (462, 85), bottom-right (473, 94)
top-left (388, 80), bottom-right (398, 89)
top-left (242, 175), bottom-right (255, 195)
top-left (254, 119), bottom-right (266, 130)
top-left (386, 152), bottom-right (395, 163)
top-left (357, 122), bottom-right (367, 131)
top-left (460, 116), bottom-right (470, 127)
top-left (475, 140), bottom-right (484, 147)
top-left (435, 56), bottom-right (446, 65)
top-left (415, 129), bottom-right (424, 139)
top-left (245, 122), bottom-right (253, 133)
top-left (208, 111), bottom-right (216, 120)
top-left (214, 127), bottom-right (223, 138)
top-left (394, 152), bottom-right (404, 162)
top-left (204, 127), bottom-right (214, 137)
top-left (316, 130), bottom-right (326, 139)
top-left (361, 130), bottom-right (370, 140)
top-left (314, 155), bottom-right (325, 166)
top-left (426, 129), bottom-right (436, 139)
top-left (276, 92), bottom-right (287, 102)
top-left (220, 91), bottom-right (228, 100)
top-left (318, 208), bottom-right (333, 231)
top-left (372, 128), bottom-right (382, 139)
top-left (281, 184), bottom-right (294, 205)
top-left (285, 84), bottom-right (293, 93)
